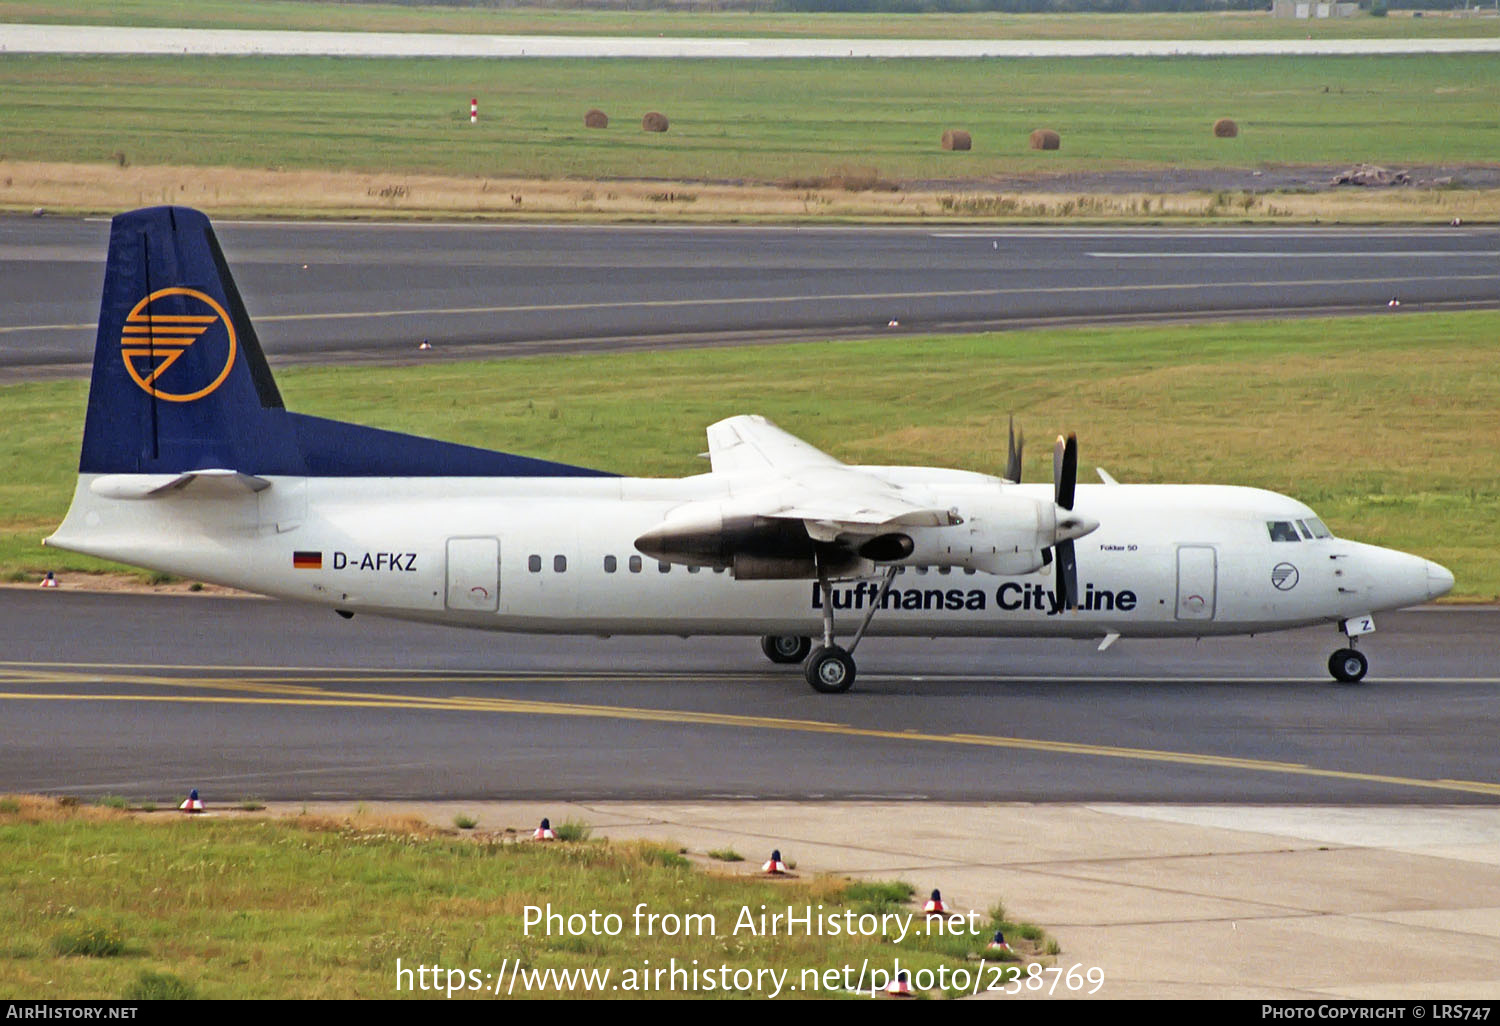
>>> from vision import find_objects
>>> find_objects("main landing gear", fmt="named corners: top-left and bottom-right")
top-left (1327, 615), bottom-right (1374, 684)
top-left (760, 565), bottom-right (901, 694)
top-left (759, 634), bottom-right (811, 664)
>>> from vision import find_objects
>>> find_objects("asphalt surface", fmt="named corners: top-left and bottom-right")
top-left (7, 23), bottom-right (1500, 58)
top-left (1, 589), bottom-right (1495, 804)
top-left (3, 219), bottom-right (1498, 374)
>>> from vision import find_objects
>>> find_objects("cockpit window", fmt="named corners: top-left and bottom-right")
top-left (1296, 519), bottom-right (1314, 540)
top-left (1267, 520), bottom-right (1301, 543)
top-left (1305, 517), bottom-right (1333, 539)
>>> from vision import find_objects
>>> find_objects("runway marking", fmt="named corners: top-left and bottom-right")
top-left (3, 272), bottom-right (1495, 334)
top-left (86, 218), bottom-right (1494, 237)
top-left (4, 667), bottom-right (1500, 798)
top-left (1088, 251), bottom-right (1500, 259)
top-left (932, 230), bottom-right (1500, 239)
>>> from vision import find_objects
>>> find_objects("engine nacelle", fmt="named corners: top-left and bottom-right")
top-left (634, 509), bottom-right (868, 579)
top-left (896, 493), bottom-right (1054, 575)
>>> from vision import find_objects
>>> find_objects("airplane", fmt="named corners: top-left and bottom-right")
top-left (46, 206), bottom-right (1455, 692)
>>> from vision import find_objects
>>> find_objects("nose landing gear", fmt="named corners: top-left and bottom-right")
top-left (1328, 646), bottom-right (1368, 684)
top-left (1328, 615), bottom-right (1375, 684)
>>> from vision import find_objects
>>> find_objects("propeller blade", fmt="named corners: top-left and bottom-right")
top-left (1055, 538), bottom-right (1078, 610)
top-left (1005, 417), bottom-right (1023, 484)
top-left (1053, 433), bottom-right (1078, 511)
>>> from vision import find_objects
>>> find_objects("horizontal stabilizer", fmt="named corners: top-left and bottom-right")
top-left (89, 469), bottom-right (272, 499)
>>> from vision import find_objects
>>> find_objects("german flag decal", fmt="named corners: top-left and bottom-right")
top-left (292, 551), bottom-right (323, 570)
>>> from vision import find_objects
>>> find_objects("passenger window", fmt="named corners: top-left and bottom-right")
top-left (1266, 521), bottom-right (1300, 543)
top-left (628, 555), bottom-right (642, 573)
top-left (528, 555), bottom-right (542, 573)
top-left (604, 555), bottom-right (617, 573)
top-left (554, 555), bottom-right (567, 573)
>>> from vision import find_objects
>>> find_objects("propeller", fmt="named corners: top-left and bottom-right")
top-left (1004, 419), bottom-right (1097, 606)
top-left (1005, 416), bottom-right (1024, 484)
top-left (1050, 433), bottom-right (1098, 611)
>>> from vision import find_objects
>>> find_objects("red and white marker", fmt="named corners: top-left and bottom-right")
top-left (886, 970), bottom-right (914, 997)
top-left (987, 930), bottom-right (1011, 951)
top-left (923, 888), bottom-right (947, 915)
top-left (533, 817), bottom-right (556, 841)
top-left (470, 98), bottom-right (478, 124)
top-left (39, 571), bottom-right (58, 588)
top-left (179, 788), bottom-right (204, 813)
top-left (761, 849), bottom-right (788, 875)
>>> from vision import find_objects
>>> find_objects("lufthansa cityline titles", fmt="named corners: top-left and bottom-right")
top-left (811, 579), bottom-right (1139, 616)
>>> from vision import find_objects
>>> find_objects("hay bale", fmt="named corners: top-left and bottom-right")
top-left (941, 129), bottom-right (972, 152)
top-left (1213, 118), bottom-right (1238, 139)
top-left (584, 109), bottom-right (609, 129)
top-left (642, 111), bottom-right (669, 133)
top-left (1028, 129), bottom-right (1060, 151)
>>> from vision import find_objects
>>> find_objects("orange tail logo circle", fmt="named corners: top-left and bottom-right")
top-left (119, 287), bottom-right (237, 402)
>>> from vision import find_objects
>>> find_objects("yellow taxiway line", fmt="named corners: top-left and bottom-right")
top-left (3, 662), bottom-right (1499, 799)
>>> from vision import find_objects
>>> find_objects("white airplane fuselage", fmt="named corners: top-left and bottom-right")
top-left (50, 469), bottom-right (1450, 642)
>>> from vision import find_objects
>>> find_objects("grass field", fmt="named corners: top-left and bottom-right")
top-left (5, 0), bottom-right (1500, 39)
top-left (0, 796), bottom-right (1035, 998)
top-left (6, 311), bottom-right (1496, 599)
top-left (0, 54), bottom-right (1496, 187)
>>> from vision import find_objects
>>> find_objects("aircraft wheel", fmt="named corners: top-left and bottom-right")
top-left (761, 635), bottom-right (812, 665)
top-left (1328, 648), bottom-right (1368, 684)
top-left (804, 646), bottom-right (856, 694)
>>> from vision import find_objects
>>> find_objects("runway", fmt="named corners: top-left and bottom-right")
top-left (2, 218), bottom-right (1497, 374)
top-left (2, 590), bottom-right (1495, 804)
top-left (6, 23), bottom-right (1500, 58)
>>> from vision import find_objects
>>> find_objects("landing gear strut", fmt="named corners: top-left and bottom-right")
top-left (801, 565), bottom-right (900, 694)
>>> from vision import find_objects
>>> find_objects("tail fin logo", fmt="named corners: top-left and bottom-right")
top-left (119, 287), bottom-right (237, 402)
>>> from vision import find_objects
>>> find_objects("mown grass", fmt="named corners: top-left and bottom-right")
top-left (0, 53), bottom-right (1496, 185)
top-left (7, 311), bottom-right (1498, 597)
top-left (4, 0), bottom-right (1498, 39)
top-left (0, 796), bottom-right (1035, 999)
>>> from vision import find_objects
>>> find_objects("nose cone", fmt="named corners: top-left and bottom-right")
top-left (1056, 513), bottom-right (1100, 543)
top-left (1425, 559), bottom-right (1455, 601)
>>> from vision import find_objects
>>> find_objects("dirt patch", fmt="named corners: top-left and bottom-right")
top-left (908, 163), bottom-right (1500, 195)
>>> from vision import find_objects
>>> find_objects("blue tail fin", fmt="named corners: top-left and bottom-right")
top-left (81, 206), bottom-right (610, 478)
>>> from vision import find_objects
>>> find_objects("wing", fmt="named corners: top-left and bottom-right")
top-left (705, 415), bottom-right (842, 476)
top-left (705, 415), bottom-right (957, 538)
